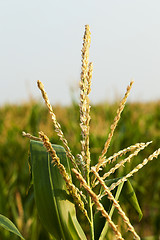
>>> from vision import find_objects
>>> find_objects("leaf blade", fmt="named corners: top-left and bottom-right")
top-left (30, 140), bottom-right (87, 240)
top-left (94, 177), bottom-right (142, 239)
top-left (0, 214), bottom-right (25, 240)
top-left (121, 180), bottom-right (143, 221)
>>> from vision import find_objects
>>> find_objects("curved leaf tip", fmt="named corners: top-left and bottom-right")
top-left (0, 214), bottom-right (25, 239)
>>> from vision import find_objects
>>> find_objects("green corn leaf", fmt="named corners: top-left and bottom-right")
top-left (121, 180), bottom-right (143, 221)
top-left (0, 214), bottom-right (25, 239)
top-left (94, 179), bottom-right (123, 240)
top-left (94, 178), bottom-right (142, 240)
top-left (103, 178), bottom-right (142, 220)
top-left (99, 183), bottom-right (124, 240)
top-left (30, 140), bottom-right (87, 240)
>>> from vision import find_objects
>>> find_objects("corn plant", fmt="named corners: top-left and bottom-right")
top-left (1, 25), bottom-right (160, 239)
top-left (23, 25), bottom-right (160, 240)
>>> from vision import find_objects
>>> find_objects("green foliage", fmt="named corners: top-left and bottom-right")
top-left (0, 214), bottom-right (24, 239)
top-left (93, 178), bottom-right (143, 240)
top-left (0, 101), bottom-right (160, 239)
top-left (30, 140), bottom-right (87, 240)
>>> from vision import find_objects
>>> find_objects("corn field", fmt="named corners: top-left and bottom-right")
top-left (0, 25), bottom-right (160, 240)
top-left (0, 100), bottom-right (160, 239)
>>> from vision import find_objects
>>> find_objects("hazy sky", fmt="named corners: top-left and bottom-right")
top-left (1, 0), bottom-right (160, 105)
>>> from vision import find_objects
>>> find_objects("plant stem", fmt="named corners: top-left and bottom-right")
top-left (88, 195), bottom-right (94, 240)
top-left (86, 171), bottom-right (94, 240)
top-left (99, 182), bottom-right (124, 240)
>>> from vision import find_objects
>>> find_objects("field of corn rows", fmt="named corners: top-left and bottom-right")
top-left (0, 100), bottom-right (160, 240)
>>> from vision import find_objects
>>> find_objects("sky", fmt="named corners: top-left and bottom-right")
top-left (1, 0), bottom-right (160, 105)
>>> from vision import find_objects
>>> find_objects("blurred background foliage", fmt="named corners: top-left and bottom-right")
top-left (0, 100), bottom-right (160, 240)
